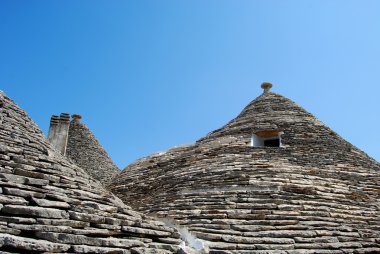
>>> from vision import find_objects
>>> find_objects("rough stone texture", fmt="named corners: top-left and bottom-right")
top-left (0, 233), bottom-right (71, 252)
top-left (0, 91), bottom-right (188, 253)
top-left (112, 89), bottom-right (380, 253)
top-left (66, 117), bottom-right (120, 186)
top-left (47, 113), bottom-right (70, 156)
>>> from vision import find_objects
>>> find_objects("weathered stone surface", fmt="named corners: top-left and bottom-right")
top-left (131, 247), bottom-right (173, 254)
top-left (36, 232), bottom-right (146, 248)
top-left (0, 233), bottom-right (70, 252)
top-left (3, 84), bottom-right (380, 253)
top-left (0, 172), bottom-right (48, 186)
top-left (0, 91), bottom-right (187, 253)
top-left (8, 223), bottom-right (72, 233)
top-left (66, 116), bottom-right (120, 186)
top-left (0, 215), bottom-right (36, 224)
top-left (0, 224), bottom-right (21, 236)
top-left (121, 226), bottom-right (172, 237)
top-left (3, 186), bottom-right (45, 198)
top-left (69, 211), bottom-right (106, 223)
top-left (31, 197), bottom-right (71, 208)
top-left (178, 245), bottom-right (202, 254)
top-left (36, 232), bottom-right (100, 245)
top-left (111, 87), bottom-right (380, 252)
top-left (72, 245), bottom-right (131, 254)
top-left (0, 194), bottom-right (28, 205)
top-left (2, 205), bottom-right (69, 219)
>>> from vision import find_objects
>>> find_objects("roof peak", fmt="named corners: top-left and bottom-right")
top-left (261, 82), bottom-right (273, 93)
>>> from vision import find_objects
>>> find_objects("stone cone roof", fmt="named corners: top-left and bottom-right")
top-left (0, 91), bottom-right (186, 253)
top-left (112, 90), bottom-right (380, 253)
top-left (66, 118), bottom-right (120, 186)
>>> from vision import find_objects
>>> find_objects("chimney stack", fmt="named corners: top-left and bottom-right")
top-left (47, 113), bottom-right (71, 156)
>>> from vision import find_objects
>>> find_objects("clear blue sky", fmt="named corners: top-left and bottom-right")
top-left (1, 1), bottom-right (379, 169)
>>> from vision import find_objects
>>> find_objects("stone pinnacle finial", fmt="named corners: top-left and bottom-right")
top-left (261, 82), bottom-right (273, 93)
top-left (72, 114), bottom-right (82, 122)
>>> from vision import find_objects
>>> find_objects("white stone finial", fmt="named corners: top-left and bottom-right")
top-left (261, 82), bottom-right (273, 93)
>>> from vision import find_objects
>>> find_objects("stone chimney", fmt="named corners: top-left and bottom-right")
top-left (47, 113), bottom-right (71, 156)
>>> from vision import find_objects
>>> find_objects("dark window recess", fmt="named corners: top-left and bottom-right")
top-left (264, 138), bottom-right (280, 147)
top-left (251, 130), bottom-right (283, 148)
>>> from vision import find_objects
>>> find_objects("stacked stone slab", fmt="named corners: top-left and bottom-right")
top-left (66, 115), bottom-right (120, 186)
top-left (47, 113), bottom-right (71, 156)
top-left (112, 86), bottom-right (380, 253)
top-left (0, 91), bottom-right (187, 253)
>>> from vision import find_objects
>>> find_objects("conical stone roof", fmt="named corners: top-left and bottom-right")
top-left (112, 86), bottom-right (380, 253)
top-left (66, 116), bottom-right (120, 186)
top-left (0, 91), bottom-right (186, 253)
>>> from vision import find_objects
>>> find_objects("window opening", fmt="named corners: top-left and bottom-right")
top-left (251, 130), bottom-right (282, 147)
top-left (264, 138), bottom-right (280, 147)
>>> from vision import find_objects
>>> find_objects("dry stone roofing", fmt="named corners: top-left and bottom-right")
top-left (66, 115), bottom-right (120, 186)
top-left (0, 91), bottom-right (195, 253)
top-left (111, 85), bottom-right (380, 253)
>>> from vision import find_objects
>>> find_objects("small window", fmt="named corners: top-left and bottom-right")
top-left (251, 131), bottom-right (282, 148)
top-left (264, 138), bottom-right (280, 147)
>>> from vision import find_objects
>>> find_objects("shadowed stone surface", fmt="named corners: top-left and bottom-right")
top-left (0, 91), bottom-right (189, 253)
top-left (66, 116), bottom-right (120, 186)
top-left (112, 89), bottom-right (380, 253)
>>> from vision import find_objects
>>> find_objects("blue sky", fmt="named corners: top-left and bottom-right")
top-left (1, 1), bottom-right (379, 168)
